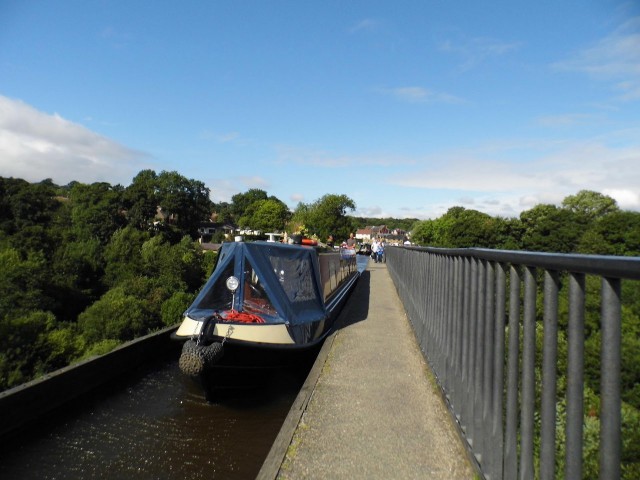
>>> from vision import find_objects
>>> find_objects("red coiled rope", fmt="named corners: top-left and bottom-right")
top-left (223, 310), bottom-right (266, 324)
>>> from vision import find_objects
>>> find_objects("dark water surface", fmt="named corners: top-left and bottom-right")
top-left (0, 355), bottom-right (309, 480)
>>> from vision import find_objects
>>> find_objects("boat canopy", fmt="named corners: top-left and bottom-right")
top-left (185, 241), bottom-right (328, 327)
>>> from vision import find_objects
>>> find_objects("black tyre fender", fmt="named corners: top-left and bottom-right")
top-left (178, 340), bottom-right (224, 377)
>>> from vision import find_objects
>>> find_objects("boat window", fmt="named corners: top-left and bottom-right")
top-left (242, 258), bottom-right (278, 318)
top-left (268, 254), bottom-right (318, 304)
top-left (192, 260), bottom-right (235, 311)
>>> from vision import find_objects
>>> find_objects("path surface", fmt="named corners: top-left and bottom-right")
top-left (260, 260), bottom-right (476, 480)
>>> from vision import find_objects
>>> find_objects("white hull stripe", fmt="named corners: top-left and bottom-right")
top-left (175, 317), bottom-right (295, 345)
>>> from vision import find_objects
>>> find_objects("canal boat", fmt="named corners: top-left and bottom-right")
top-left (174, 240), bottom-right (359, 389)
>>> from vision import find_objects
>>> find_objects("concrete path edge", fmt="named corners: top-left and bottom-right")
top-left (256, 323), bottom-right (338, 480)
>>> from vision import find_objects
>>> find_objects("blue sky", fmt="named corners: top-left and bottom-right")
top-left (1, 1), bottom-right (639, 220)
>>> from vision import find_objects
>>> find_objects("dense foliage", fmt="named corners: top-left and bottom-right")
top-left (0, 172), bottom-right (215, 390)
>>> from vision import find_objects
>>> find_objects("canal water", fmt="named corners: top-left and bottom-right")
top-left (0, 354), bottom-right (310, 480)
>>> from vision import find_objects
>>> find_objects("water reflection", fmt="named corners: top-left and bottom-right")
top-left (0, 356), bottom-right (308, 480)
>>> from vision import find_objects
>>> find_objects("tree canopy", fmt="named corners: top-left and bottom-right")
top-left (290, 194), bottom-right (356, 242)
top-left (0, 171), bottom-right (213, 391)
top-left (410, 190), bottom-right (638, 256)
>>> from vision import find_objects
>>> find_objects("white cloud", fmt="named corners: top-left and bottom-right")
top-left (354, 205), bottom-right (383, 218)
top-left (439, 36), bottom-right (521, 71)
top-left (536, 113), bottom-right (602, 127)
top-left (207, 175), bottom-right (270, 203)
top-left (389, 137), bottom-right (640, 215)
top-left (0, 95), bottom-right (149, 185)
top-left (274, 143), bottom-right (415, 168)
top-left (348, 18), bottom-right (379, 34)
top-left (603, 188), bottom-right (640, 210)
top-left (199, 129), bottom-right (242, 143)
top-left (552, 16), bottom-right (640, 101)
top-left (290, 193), bottom-right (305, 203)
top-left (376, 86), bottom-right (464, 104)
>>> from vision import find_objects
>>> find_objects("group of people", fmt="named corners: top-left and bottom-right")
top-left (325, 233), bottom-right (385, 263)
top-left (371, 237), bottom-right (385, 263)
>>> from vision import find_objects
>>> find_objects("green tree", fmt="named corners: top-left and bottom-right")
top-left (231, 189), bottom-right (269, 221)
top-left (161, 291), bottom-right (195, 326)
top-left (410, 207), bottom-right (505, 248)
top-left (0, 177), bottom-right (26, 235)
top-left (0, 178), bottom-right (60, 234)
top-left (123, 169), bottom-right (159, 230)
top-left (139, 235), bottom-right (205, 292)
top-left (519, 204), bottom-right (588, 253)
top-left (43, 325), bottom-right (85, 371)
top-left (562, 190), bottom-right (619, 221)
top-left (0, 310), bottom-right (57, 390)
top-left (212, 201), bottom-right (234, 224)
top-left (291, 194), bottom-right (356, 241)
top-left (49, 237), bottom-right (104, 320)
top-left (0, 179), bottom-right (62, 256)
top-left (410, 219), bottom-right (438, 246)
top-left (578, 211), bottom-right (640, 256)
top-left (439, 207), bottom-right (501, 248)
top-left (241, 198), bottom-right (290, 232)
top-left (156, 171), bottom-right (212, 239)
top-left (0, 248), bottom-right (53, 316)
top-left (69, 182), bottom-right (126, 244)
top-left (103, 226), bottom-right (149, 287)
top-left (78, 286), bottom-right (154, 344)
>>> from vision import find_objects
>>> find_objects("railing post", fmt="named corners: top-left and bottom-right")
top-left (565, 273), bottom-right (585, 480)
top-left (460, 257), bottom-right (472, 435)
top-left (491, 263), bottom-right (506, 480)
top-left (599, 277), bottom-right (621, 480)
top-left (444, 255), bottom-right (456, 397)
top-left (466, 259), bottom-right (479, 447)
top-left (540, 270), bottom-right (559, 479)
top-left (474, 259), bottom-right (486, 463)
top-left (482, 261), bottom-right (495, 476)
top-left (452, 256), bottom-right (464, 420)
top-left (504, 265), bottom-right (521, 480)
top-left (520, 266), bottom-right (536, 480)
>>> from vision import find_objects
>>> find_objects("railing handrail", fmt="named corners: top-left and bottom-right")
top-left (402, 245), bottom-right (640, 280)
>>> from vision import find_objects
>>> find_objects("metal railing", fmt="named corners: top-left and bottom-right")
top-left (385, 246), bottom-right (640, 480)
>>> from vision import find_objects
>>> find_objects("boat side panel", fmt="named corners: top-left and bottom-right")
top-left (175, 317), bottom-right (296, 345)
top-left (318, 251), bottom-right (357, 301)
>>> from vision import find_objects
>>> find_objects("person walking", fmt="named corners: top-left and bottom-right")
top-left (346, 232), bottom-right (356, 248)
top-left (371, 238), bottom-right (380, 263)
top-left (377, 238), bottom-right (385, 263)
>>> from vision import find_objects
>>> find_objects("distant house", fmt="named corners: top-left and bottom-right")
top-left (222, 224), bottom-right (237, 237)
top-left (198, 222), bottom-right (222, 236)
top-left (198, 222), bottom-right (237, 240)
top-left (155, 206), bottom-right (177, 224)
top-left (199, 242), bottom-right (222, 252)
top-left (355, 225), bottom-right (390, 242)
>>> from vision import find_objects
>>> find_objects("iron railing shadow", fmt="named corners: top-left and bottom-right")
top-left (386, 246), bottom-right (640, 480)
